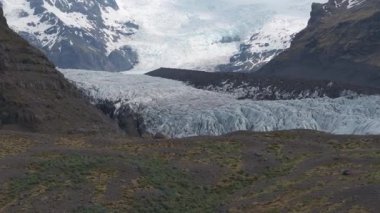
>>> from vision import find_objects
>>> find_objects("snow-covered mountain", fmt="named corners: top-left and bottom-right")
top-left (218, 0), bottom-right (327, 72)
top-left (217, 15), bottom-right (306, 72)
top-left (1, 0), bottom-right (326, 73)
top-left (1, 0), bottom-right (139, 71)
top-left (62, 69), bottom-right (380, 138)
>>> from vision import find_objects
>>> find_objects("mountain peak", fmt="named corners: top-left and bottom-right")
top-left (1, 0), bottom-right (138, 71)
top-left (217, 15), bottom-right (307, 72)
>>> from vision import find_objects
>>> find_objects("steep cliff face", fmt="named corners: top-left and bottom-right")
top-left (0, 8), bottom-right (117, 133)
top-left (258, 0), bottom-right (380, 88)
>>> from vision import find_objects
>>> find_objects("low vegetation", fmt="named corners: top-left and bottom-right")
top-left (0, 130), bottom-right (379, 212)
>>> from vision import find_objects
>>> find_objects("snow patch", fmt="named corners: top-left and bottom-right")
top-left (335, 0), bottom-right (366, 9)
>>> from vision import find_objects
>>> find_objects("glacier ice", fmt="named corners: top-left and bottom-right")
top-left (118, 0), bottom-right (327, 73)
top-left (61, 69), bottom-right (380, 138)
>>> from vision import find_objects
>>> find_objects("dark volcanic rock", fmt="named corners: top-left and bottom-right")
top-left (95, 99), bottom-right (145, 137)
top-left (258, 0), bottom-right (380, 88)
top-left (0, 7), bottom-right (118, 133)
top-left (108, 46), bottom-right (139, 71)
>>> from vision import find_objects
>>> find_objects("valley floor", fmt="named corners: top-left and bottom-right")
top-left (0, 130), bottom-right (379, 212)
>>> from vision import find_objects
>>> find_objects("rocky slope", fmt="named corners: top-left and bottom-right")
top-left (0, 7), bottom-right (117, 133)
top-left (257, 0), bottom-right (380, 88)
top-left (0, 0), bottom-right (138, 71)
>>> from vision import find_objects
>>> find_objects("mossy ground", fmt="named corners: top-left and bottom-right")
top-left (0, 130), bottom-right (379, 212)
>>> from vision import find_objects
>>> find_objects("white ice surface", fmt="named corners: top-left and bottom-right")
top-left (61, 69), bottom-right (380, 138)
top-left (118, 0), bottom-right (327, 73)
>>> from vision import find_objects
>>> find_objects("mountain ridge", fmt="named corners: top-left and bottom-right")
top-left (257, 0), bottom-right (380, 88)
top-left (1, 0), bottom-right (325, 73)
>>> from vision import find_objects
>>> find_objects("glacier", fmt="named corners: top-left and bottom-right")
top-left (119, 0), bottom-right (327, 73)
top-left (61, 69), bottom-right (380, 138)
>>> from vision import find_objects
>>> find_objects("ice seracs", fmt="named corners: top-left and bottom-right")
top-left (61, 69), bottom-right (380, 138)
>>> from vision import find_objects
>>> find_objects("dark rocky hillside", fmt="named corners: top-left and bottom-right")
top-left (0, 8), bottom-right (117, 133)
top-left (148, 68), bottom-right (380, 100)
top-left (258, 0), bottom-right (380, 88)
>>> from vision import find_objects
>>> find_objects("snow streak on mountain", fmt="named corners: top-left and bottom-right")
top-left (1, 0), bottom-right (325, 73)
top-left (62, 69), bottom-right (380, 138)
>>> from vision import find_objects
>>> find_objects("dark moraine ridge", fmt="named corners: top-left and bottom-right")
top-left (147, 68), bottom-right (380, 100)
